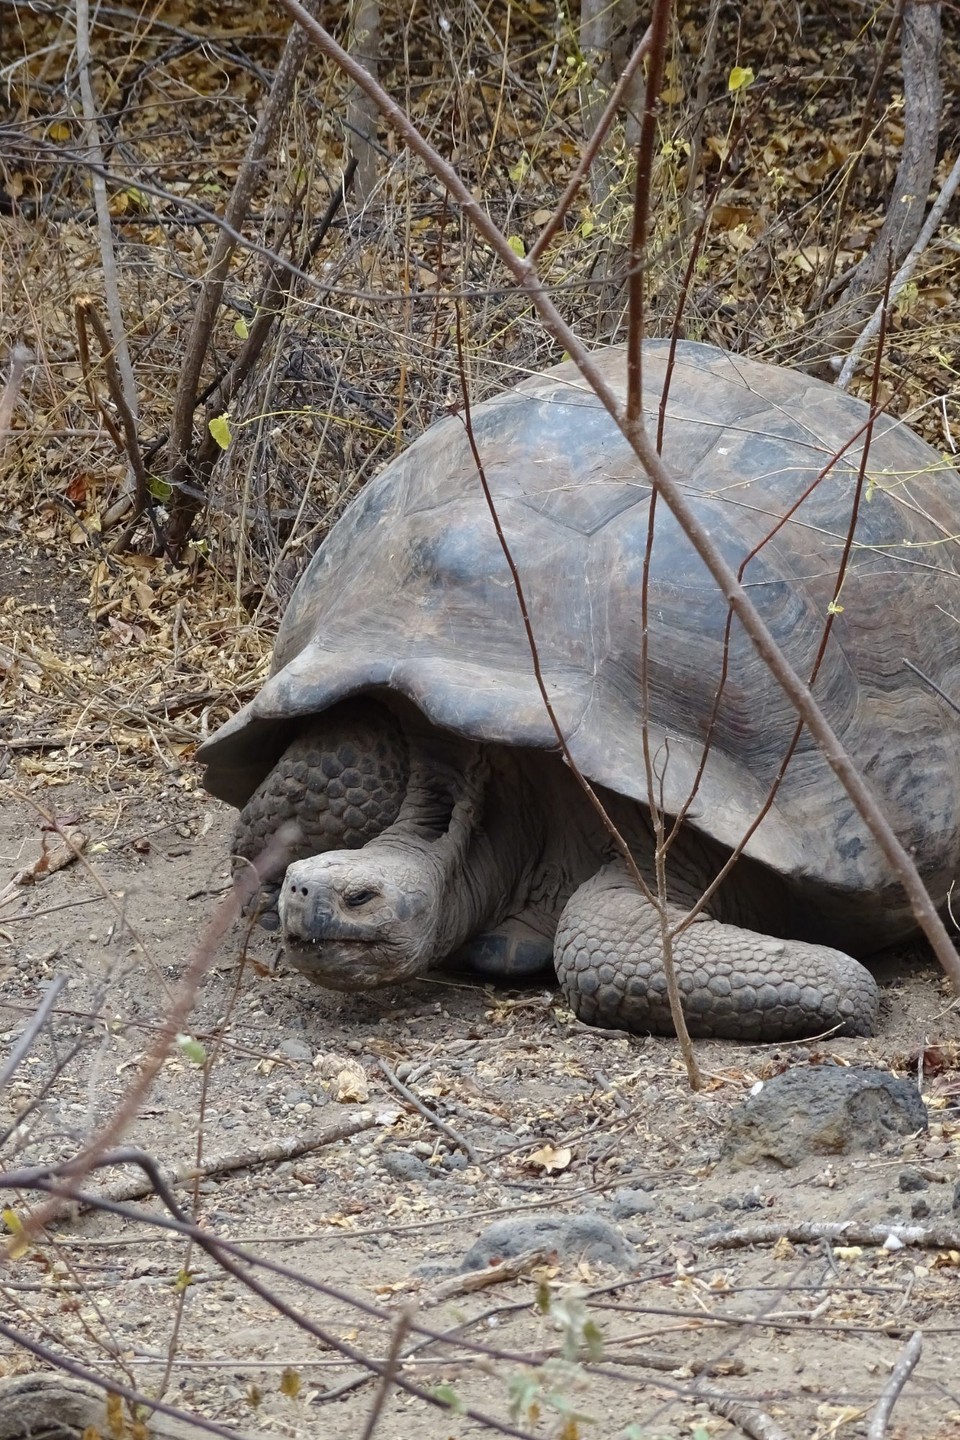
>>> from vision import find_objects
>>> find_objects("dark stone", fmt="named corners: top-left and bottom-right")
top-left (722, 1066), bottom-right (928, 1170)
top-left (460, 1213), bottom-right (635, 1272)
top-left (610, 1188), bottom-right (656, 1219)
top-left (381, 1149), bottom-right (428, 1182)
top-left (910, 1197), bottom-right (931, 1219)
top-left (898, 1166), bottom-right (928, 1193)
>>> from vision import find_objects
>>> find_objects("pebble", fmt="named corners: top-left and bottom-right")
top-left (609, 1188), bottom-right (656, 1219)
top-left (382, 1150), bottom-right (428, 1181)
top-left (279, 1038), bottom-right (313, 1063)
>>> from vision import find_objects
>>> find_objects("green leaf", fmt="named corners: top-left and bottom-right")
top-left (147, 475), bottom-right (172, 501)
top-left (208, 412), bottom-right (232, 450)
top-left (728, 65), bottom-right (755, 92)
top-left (176, 1033), bottom-right (207, 1065)
top-left (507, 234), bottom-right (527, 258)
top-left (234, 317), bottom-right (249, 340)
top-left (432, 1383), bottom-right (465, 1414)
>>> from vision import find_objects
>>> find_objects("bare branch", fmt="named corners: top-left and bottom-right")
top-left (73, 0), bottom-right (140, 490)
top-left (0, 344), bottom-right (31, 456)
top-left (165, 3), bottom-right (319, 553)
top-left (837, 148), bottom-right (960, 388)
top-left (347, 0), bottom-right (381, 200)
top-left (867, 1330), bottom-right (923, 1440)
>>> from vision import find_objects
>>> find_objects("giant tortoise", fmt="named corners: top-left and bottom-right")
top-left (197, 341), bottom-right (960, 1040)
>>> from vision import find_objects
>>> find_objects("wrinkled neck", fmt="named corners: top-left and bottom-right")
top-left (375, 739), bottom-right (536, 964)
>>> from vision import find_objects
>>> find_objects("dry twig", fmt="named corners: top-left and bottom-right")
top-left (837, 149), bottom-right (960, 388)
top-left (703, 1220), bottom-right (960, 1250)
top-left (696, 1383), bottom-right (795, 1440)
top-left (377, 1058), bottom-right (478, 1164)
top-left (866, 1330), bottom-right (923, 1440)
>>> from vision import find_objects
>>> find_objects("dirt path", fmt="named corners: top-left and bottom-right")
top-left (2, 751), bottom-right (960, 1440)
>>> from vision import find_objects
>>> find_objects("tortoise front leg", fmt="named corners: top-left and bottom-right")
top-left (554, 863), bottom-right (880, 1040)
top-left (234, 703), bottom-right (408, 926)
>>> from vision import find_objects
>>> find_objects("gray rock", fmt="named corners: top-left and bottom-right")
top-left (953, 1180), bottom-right (960, 1215)
top-left (278, 1037), bottom-right (313, 1062)
top-left (381, 1149), bottom-right (428, 1182)
top-left (460, 1212), bottom-right (635, 1272)
top-left (610, 1188), bottom-right (656, 1220)
top-left (898, 1167), bottom-right (928, 1193)
top-left (911, 1197), bottom-right (931, 1219)
top-left (672, 1201), bottom-right (720, 1223)
top-left (722, 1066), bottom-right (927, 1170)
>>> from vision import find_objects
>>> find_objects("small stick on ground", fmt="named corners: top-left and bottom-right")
top-left (867, 1330), bottom-right (923, 1440)
top-left (697, 1383), bottom-right (795, 1440)
top-left (703, 1221), bottom-right (960, 1250)
top-left (75, 1111), bottom-right (379, 1210)
top-left (377, 1058), bottom-right (479, 1165)
top-left (0, 827), bottom-right (88, 908)
top-left (416, 1248), bottom-right (551, 1308)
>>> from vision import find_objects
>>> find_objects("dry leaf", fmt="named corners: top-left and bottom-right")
top-left (527, 1143), bottom-right (572, 1173)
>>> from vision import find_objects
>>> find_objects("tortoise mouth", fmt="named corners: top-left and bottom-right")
top-left (283, 936), bottom-right (427, 990)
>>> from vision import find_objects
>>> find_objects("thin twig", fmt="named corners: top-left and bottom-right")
top-left (703, 1221), bottom-right (960, 1249)
top-left (629, 0), bottom-right (700, 1088)
top-left (359, 1304), bottom-right (414, 1440)
top-left (697, 1384), bottom-right (795, 1440)
top-left (73, 0), bottom-right (140, 487)
top-left (75, 297), bottom-right (150, 524)
top-left (866, 1330), bottom-right (923, 1440)
top-left (0, 978), bottom-right (66, 1092)
top-left (377, 1059), bottom-right (478, 1164)
top-left (0, 344), bottom-right (32, 456)
top-left (165, 2), bottom-right (319, 552)
top-left (530, 28), bottom-right (652, 263)
top-left (17, 829), bottom-right (294, 1236)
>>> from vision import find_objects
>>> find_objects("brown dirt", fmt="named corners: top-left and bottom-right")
top-left (3, 543), bottom-right (960, 1440)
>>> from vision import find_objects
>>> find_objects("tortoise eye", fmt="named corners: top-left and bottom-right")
top-left (344, 888), bottom-right (378, 909)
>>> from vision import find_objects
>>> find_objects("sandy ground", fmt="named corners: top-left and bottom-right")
top-left (2, 761), bottom-right (960, 1439)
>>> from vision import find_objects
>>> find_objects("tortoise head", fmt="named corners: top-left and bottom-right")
top-left (278, 843), bottom-right (444, 988)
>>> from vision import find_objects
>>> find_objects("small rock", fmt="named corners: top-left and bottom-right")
top-left (722, 1066), bottom-right (927, 1170)
top-left (610, 1188), bottom-right (656, 1220)
top-left (460, 1213), bottom-right (635, 1272)
top-left (898, 1167), bottom-right (928, 1193)
top-left (381, 1150), bottom-right (428, 1182)
top-left (953, 1180), bottom-right (960, 1216)
top-left (672, 1201), bottom-right (720, 1223)
top-left (910, 1197), bottom-right (931, 1220)
top-left (279, 1038), bottom-right (313, 1063)
top-left (441, 1151), bottom-right (468, 1172)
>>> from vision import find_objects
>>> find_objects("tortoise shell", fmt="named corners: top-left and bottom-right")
top-left (198, 341), bottom-right (960, 948)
